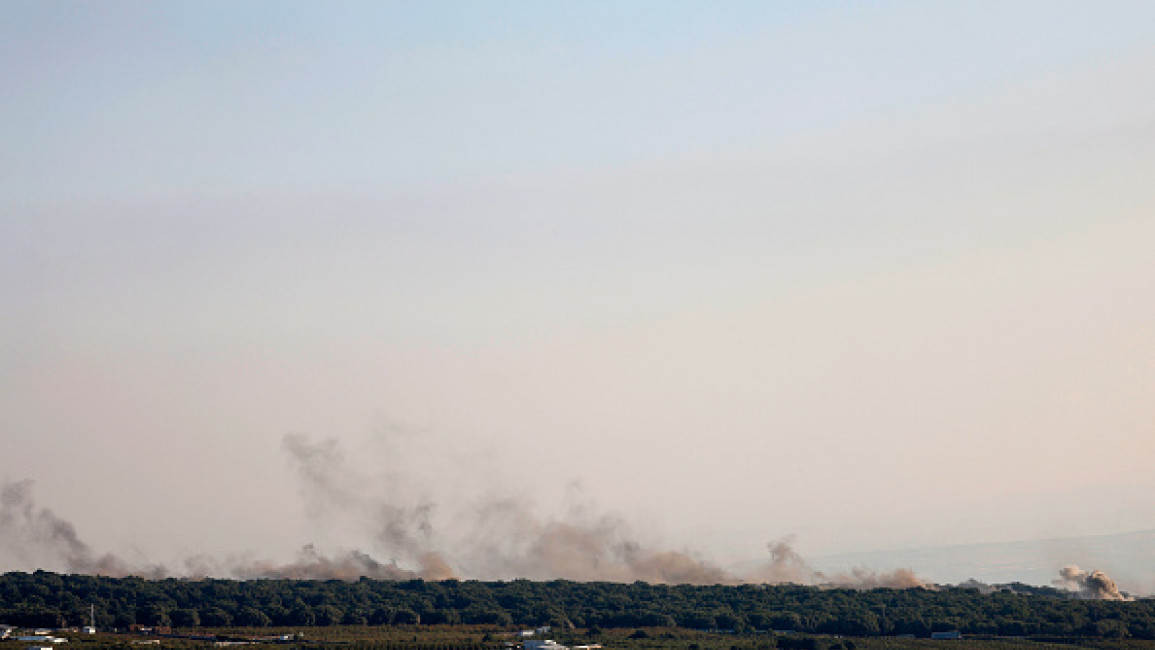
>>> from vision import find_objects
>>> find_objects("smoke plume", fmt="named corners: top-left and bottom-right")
top-left (280, 433), bottom-right (455, 579)
top-left (1055, 565), bottom-right (1132, 601)
top-left (281, 433), bottom-right (730, 584)
top-left (0, 431), bottom-right (928, 588)
top-left (0, 479), bottom-right (161, 578)
top-left (229, 545), bottom-right (419, 581)
top-left (450, 496), bottom-right (731, 583)
top-left (278, 433), bottom-right (927, 587)
top-left (748, 537), bottom-right (930, 590)
top-left (824, 567), bottom-right (929, 590)
top-left (748, 537), bottom-right (815, 584)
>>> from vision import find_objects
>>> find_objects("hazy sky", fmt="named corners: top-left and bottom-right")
top-left (2, 1), bottom-right (1153, 584)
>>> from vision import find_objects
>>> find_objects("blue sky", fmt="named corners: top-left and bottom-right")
top-left (8, 1), bottom-right (1152, 200)
top-left (2, 1), bottom-right (1154, 587)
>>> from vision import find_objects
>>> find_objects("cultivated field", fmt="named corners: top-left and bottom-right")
top-left (51, 627), bottom-right (1155, 650)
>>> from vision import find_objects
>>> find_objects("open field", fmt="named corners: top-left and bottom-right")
top-left (46, 627), bottom-right (1155, 650)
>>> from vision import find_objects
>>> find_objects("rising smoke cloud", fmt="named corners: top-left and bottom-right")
top-left (226, 545), bottom-right (418, 581)
top-left (749, 537), bottom-right (928, 589)
top-left (278, 433), bottom-right (730, 584)
top-left (267, 432), bottom-right (927, 587)
top-left (280, 433), bottom-right (453, 580)
top-left (0, 480), bottom-right (162, 578)
top-left (1054, 565), bottom-right (1132, 601)
top-left (1, 430), bottom-right (926, 588)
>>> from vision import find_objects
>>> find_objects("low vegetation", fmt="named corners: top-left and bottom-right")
top-left (3, 571), bottom-right (1155, 649)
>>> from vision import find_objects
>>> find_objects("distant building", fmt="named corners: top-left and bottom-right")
top-left (931, 631), bottom-right (961, 640)
top-left (524, 640), bottom-right (566, 650)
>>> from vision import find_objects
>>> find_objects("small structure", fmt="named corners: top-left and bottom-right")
top-left (524, 641), bottom-right (566, 650)
top-left (129, 626), bottom-right (171, 635)
top-left (17, 637), bottom-right (67, 645)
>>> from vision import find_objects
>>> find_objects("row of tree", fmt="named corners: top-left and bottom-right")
top-left (0, 571), bottom-right (1151, 639)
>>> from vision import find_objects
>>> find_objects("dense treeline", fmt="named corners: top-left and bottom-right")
top-left (1, 571), bottom-right (1153, 639)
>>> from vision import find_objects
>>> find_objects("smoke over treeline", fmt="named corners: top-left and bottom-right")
top-left (0, 480), bottom-right (164, 579)
top-left (0, 433), bottom-right (1126, 596)
top-left (260, 432), bottom-right (928, 587)
top-left (1056, 565), bottom-right (1133, 601)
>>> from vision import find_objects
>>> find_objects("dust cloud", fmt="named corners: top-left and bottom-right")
top-left (1055, 565), bottom-right (1132, 601)
top-left (0, 480), bottom-right (163, 578)
top-left (750, 537), bottom-right (929, 589)
top-left (1, 431), bottom-right (931, 587)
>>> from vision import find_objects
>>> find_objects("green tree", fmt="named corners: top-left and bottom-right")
top-left (393, 608), bottom-right (420, 625)
top-left (200, 607), bottom-right (233, 627)
top-left (138, 603), bottom-right (171, 627)
top-left (314, 605), bottom-right (343, 626)
top-left (170, 608), bottom-right (201, 628)
top-left (235, 607), bottom-right (272, 627)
